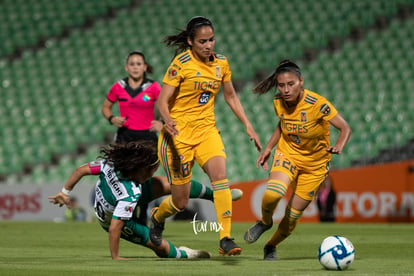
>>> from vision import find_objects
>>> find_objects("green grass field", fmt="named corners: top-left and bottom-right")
top-left (0, 221), bottom-right (413, 276)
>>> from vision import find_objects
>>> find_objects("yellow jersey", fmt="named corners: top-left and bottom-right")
top-left (162, 49), bottom-right (231, 144)
top-left (274, 89), bottom-right (338, 167)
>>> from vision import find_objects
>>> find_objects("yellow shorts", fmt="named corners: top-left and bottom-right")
top-left (270, 150), bottom-right (330, 201)
top-left (158, 129), bottom-right (226, 185)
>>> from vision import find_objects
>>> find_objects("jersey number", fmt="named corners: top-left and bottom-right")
top-left (173, 162), bottom-right (190, 178)
top-left (96, 202), bottom-right (105, 221)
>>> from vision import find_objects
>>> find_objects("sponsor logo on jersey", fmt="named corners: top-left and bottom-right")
top-left (168, 67), bottom-right (178, 79)
top-left (125, 205), bottom-right (134, 213)
top-left (194, 80), bottom-right (220, 91)
top-left (215, 66), bottom-right (221, 78)
top-left (198, 92), bottom-right (211, 105)
top-left (281, 121), bottom-right (308, 133)
top-left (300, 111), bottom-right (307, 122)
top-left (320, 103), bottom-right (331, 115)
top-left (104, 165), bottom-right (126, 197)
top-left (143, 94), bottom-right (151, 101)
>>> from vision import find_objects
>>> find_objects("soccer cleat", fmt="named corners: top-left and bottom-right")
top-left (244, 220), bottom-right (273, 243)
top-left (219, 237), bottom-right (242, 256)
top-left (230, 188), bottom-right (243, 201)
top-left (263, 244), bottom-right (277, 261)
top-left (178, 246), bottom-right (211, 259)
top-left (149, 207), bottom-right (164, 246)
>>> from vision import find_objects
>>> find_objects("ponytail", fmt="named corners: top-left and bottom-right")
top-left (253, 59), bottom-right (302, 94)
top-left (162, 31), bottom-right (190, 56)
top-left (252, 71), bottom-right (278, 94)
top-left (163, 16), bottom-right (214, 56)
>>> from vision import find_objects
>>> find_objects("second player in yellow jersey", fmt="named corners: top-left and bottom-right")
top-left (244, 60), bottom-right (351, 261)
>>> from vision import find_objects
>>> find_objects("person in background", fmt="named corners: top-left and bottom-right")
top-left (243, 60), bottom-right (351, 260)
top-left (316, 176), bottom-right (336, 222)
top-left (101, 51), bottom-right (163, 225)
top-left (101, 50), bottom-right (163, 144)
top-left (64, 197), bottom-right (87, 222)
top-left (150, 16), bottom-right (262, 256)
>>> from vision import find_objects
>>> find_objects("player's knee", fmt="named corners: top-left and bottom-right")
top-left (262, 180), bottom-right (288, 207)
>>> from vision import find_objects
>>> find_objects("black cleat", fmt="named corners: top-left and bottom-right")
top-left (149, 207), bottom-right (164, 246)
top-left (219, 237), bottom-right (242, 256)
top-left (263, 244), bottom-right (277, 260)
top-left (244, 220), bottom-right (273, 243)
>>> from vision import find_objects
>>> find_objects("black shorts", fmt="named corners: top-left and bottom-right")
top-left (115, 128), bottom-right (158, 144)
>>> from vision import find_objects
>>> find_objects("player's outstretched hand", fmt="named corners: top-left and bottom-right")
top-left (48, 192), bottom-right (70, 208)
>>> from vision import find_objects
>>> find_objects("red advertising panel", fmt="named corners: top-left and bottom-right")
top-left (231, 160), bottom-right (414, 223)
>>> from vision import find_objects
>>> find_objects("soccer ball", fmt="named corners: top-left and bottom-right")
top-left (318, 235), bottom-right (355, 270)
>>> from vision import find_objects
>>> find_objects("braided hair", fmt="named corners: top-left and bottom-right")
top-left (98, 141), bottom-right (159, 176)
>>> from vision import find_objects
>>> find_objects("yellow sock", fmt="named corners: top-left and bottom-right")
top-left (212, 179), bottom-right (231, 239)
top-left (154, 196), bottom-right (181, 223)
top-left (261, 180), bottom-right (288, 225)
top-left (267, 205), bottom-right (302, 247)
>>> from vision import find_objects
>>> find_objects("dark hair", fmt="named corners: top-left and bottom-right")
top-left (98, 141), bottom-right (159, 176)
top-left (253, 60), bottom-right (302, 94)
top-left (163, 16), bottom-right (214, 56)
top-left (126, 50), bottom-right (154, 74)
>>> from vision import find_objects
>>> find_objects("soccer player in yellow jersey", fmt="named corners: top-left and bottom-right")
top-left (244, 60), bottom-right (351, 260)
top-left (150, 16), bottom-right (262, 256)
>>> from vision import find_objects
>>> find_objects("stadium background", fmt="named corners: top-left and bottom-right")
top-left (0, 0), bottom-right (413, 222)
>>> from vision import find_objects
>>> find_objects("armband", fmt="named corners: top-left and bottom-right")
top-left (61, 187), bottom-right (71, 196)
top-left (108, 115), bottom-right (114, 124)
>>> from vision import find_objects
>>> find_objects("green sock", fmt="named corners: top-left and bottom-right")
top-left (189, 180), bottom-right (213, 201)
top-left (167, 241), bottom-right (188, 258)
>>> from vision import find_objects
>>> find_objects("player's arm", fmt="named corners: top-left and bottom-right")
top-left (156, 84), bottom-right (179, 136)
top-left (150, 105), bottom-right (164, 132)
top-left (48, 164), bottom-right (92, 208)
top-left (222, 81), bottom-right (262, 151)
top-left (257, 122), bottom-right (282, 170)
top-left (327, 113), bottom-right (352, 154)
top-left (108, 218), bottom-right (129, 260)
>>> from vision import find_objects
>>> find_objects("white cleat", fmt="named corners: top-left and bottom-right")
top-left (231, 188), bottom-right (243, 201)
top-left (178, 246), bottom-right (211, 259)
